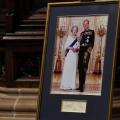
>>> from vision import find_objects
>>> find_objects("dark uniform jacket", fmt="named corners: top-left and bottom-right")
top-left (78, 29), bottom-right (95, 71)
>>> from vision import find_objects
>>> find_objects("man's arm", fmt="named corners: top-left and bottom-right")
top-left (87, 30), bottom-right (95, 53)
top-left (91, 30), bottom-right (95, 48)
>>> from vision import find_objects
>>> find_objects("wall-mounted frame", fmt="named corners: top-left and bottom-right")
top-left (37, 1), bottom-right (120, 120)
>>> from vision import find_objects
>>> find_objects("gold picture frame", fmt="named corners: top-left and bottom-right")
top-left (37, 1), bottom-right (120, 120)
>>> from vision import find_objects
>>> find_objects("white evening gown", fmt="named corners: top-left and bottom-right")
top-left (60, 35), bottom-right (79, 90)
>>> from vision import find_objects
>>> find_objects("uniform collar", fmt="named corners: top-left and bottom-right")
top-left (84, 29), bottom-right (90, 32)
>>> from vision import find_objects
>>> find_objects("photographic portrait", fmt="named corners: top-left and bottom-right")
top-left (50, 15), bottom-right (108, 96)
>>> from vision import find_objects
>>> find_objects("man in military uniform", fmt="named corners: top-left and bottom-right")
top-left (78, 19), bottom-right (95, 92)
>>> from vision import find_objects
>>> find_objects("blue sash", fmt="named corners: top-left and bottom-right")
top-left (65, 38), bottom-right (77, 56)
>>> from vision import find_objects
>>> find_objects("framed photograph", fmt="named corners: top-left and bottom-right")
top-left (37, 1), bottom-right (120, 120)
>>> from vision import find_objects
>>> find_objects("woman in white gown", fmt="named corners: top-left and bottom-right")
top-left (60, 26), bottom-right (80, 90)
